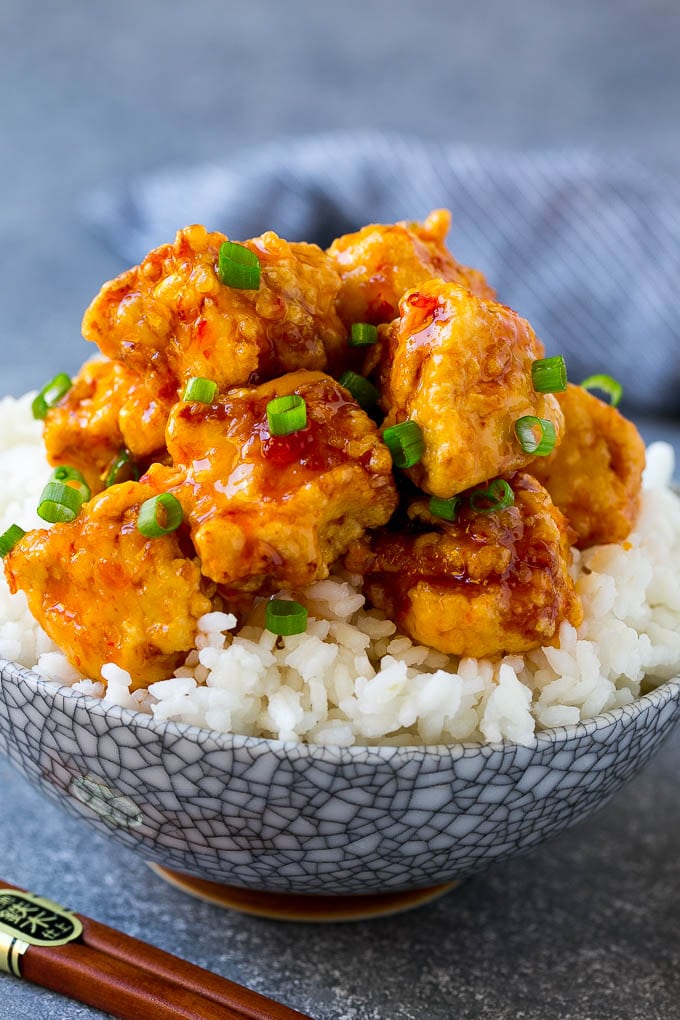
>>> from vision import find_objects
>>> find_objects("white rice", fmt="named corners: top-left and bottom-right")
top-left (1, 391), bottom-right (679, 747)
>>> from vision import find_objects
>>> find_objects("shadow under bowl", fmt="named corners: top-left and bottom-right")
top-left (1, 658), bottom-right (679, 905)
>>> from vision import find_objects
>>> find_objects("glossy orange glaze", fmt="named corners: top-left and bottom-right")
top-left (380, 280), bottom-right (565, 497)
top-left (153, 370), bottom-right (398, 591)
top-left (5, 481), bottom-right (212, 687)
top-left (530, 384), bottom-right (645, 548)
top-left (346, 473), bottom-right (581, 657)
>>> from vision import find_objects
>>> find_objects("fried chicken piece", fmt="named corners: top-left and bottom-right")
top-left (152, 370), bottom-right (398, 592)
top-left (345, 473), bottom-right (582, 658)
top-left (379, 280), bottom-right (565, 497)
top-left (43, 359), bottom-right (131, 494)
top-left (82, 224), bottom-right (348, 395)
top-left (43, 359), bottom-right (172, 495)
top-left (328, 209), bottom-right (494, 326)
top-left (116, 375), bottom-right (176, 460)
top-left (529, 384), bottom-right (645, 548)
top-left (4, 481), bottom-right (212, 688)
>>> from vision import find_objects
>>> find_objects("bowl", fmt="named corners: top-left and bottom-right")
top-left (1, 656), bottom-right (679, 917)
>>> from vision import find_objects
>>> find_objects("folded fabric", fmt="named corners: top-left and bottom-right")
top-left (84, 130), bottom-right (680, 417)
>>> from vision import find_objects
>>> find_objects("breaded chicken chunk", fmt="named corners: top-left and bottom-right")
top-left (82, 225), bottom-right (348, 394)
top-left (42, 359), bottom-right (171, 495)
top-left (379, 280), bottom-right (565, 497)
top-left (345, 473), bottom-right (582, 658)
top-left (529, 384), bottom-right (645, 548)
top-left (117, 375), bottom-right (176, 460)
top-left (43, 359), bottom-right (131, 494)
top-left (5, 481), bottom-right (212, 688)
top-left (152, 370), bottom-right (398, 592)
top-left (328, 209), bottom-right (494, 325)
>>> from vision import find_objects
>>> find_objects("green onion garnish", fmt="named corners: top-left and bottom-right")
top-left (137, 493), bottom-right (184, 538)
top-left (266, 394), bottom-right (307, 436)
top-left (532, 356), bottom-right (567, 393)
top-left (580, 374), bottom-right (623, 407)
top-left (0, 524), bottom-right (26, 558)
top-left (105, 448), bottom-right (140, 488)
top-left (382, 420), bottom-right (425, 469)
top-left (37, 481), bottom-right (86, 523)
top-left (349, 323), bottom-right (378, 347)
top-left (514, 415), bottom-right (557, 456)
top-left (183, 377), bottom-right (218, 403)
top-left (469, 479), bottom-right (515, 514)
top-left (338, 371), bottom-right (380, 410)
top-left (217, 241), bottom-right (261, 290)
top-left (265, 598), bottom-right (308, 637)
top-left (50, 466), bottom-right (91, 503)
top-left (428, 496), bottom-right (460, 522)
top-left (31, 373), bottom-right (73, 420)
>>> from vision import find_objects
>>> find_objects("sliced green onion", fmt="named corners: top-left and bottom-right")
top-left (349, 323), bottom-right (378, 347)
top-left (514, 415), bottom-right (557, 456)
top-left (50, 466), bottom-right (91, 503)
top-left (428, 496), bottom-right (461, 522)
top-left (382, 420), bottom-right (425, 469)
top-left (37, 481), bottom-right (85, 523)
top-left (265, 598), bottom-right (308, 637)
top-left (469, 479), bottom-right (515, 514)
top-left (580, 373), bottom-right (623, 407)
top-left (217, 241), bottom-right (261, 289)
top-left (0, 524), bottom-right (26, 558)
top-left (31, 373), bottom-right (72, 420)
top-left (137, 493), bottom-right (184, 537)
top-left (105, 448), bottom-right (140, 489)
top-left (266, 394), bottom-right (307, 436)
top-left (183, 376), bottom-right (218, 403)
top-left (338, 371), bottom-right (380, 409)
top-left (532, 356), bottom-right (567, 393)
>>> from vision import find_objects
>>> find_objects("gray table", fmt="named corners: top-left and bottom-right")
top-left (1, 2), bottom-right (680, 1017)
top-left (2, 743), bottom-right (679, 1020)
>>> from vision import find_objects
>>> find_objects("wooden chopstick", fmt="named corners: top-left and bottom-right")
top-left (78, 910), bottom-right (313, 1020)
top-left (21, 939), bottom-right (245, 1019)
top-left (1, 879), bottom-right (314, 1020)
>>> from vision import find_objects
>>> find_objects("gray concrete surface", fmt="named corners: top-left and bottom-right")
top-left (2, 740), bottom-right (679, 1020)
top-left (1, 2), bottom-right (679, 1017)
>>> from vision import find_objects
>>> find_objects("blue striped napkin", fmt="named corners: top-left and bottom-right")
top-left (85, 131), bottom-right (680, 418)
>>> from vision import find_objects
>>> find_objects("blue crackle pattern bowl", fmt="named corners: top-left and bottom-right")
top-left (0, 659), bottom-right (679, 896)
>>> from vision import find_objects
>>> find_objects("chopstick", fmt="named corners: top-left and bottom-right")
top-left (0, 879), bottom-right (313, 1020)
top-left (78, 910), bottom-right (312, 1020)
top-left (21, 940), bottom-right (245, 1019)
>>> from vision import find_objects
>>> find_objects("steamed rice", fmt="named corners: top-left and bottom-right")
top-left (1, 391), bottom-right (679, 747)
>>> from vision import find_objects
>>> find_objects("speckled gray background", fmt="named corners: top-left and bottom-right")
top-left (2, 743), bottom-right (680, 1020)
top-left (1, 2), bottom-right (680, 1017)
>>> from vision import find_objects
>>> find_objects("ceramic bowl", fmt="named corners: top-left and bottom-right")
top-left (1, 657), bottom-right (679, 912)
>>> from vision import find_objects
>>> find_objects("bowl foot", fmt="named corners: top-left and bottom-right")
top-left (148, 864), bottom-right (459, 922)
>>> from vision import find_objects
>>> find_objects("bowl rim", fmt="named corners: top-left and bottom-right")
top-left (2, 656), bottom-right (679, 761)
